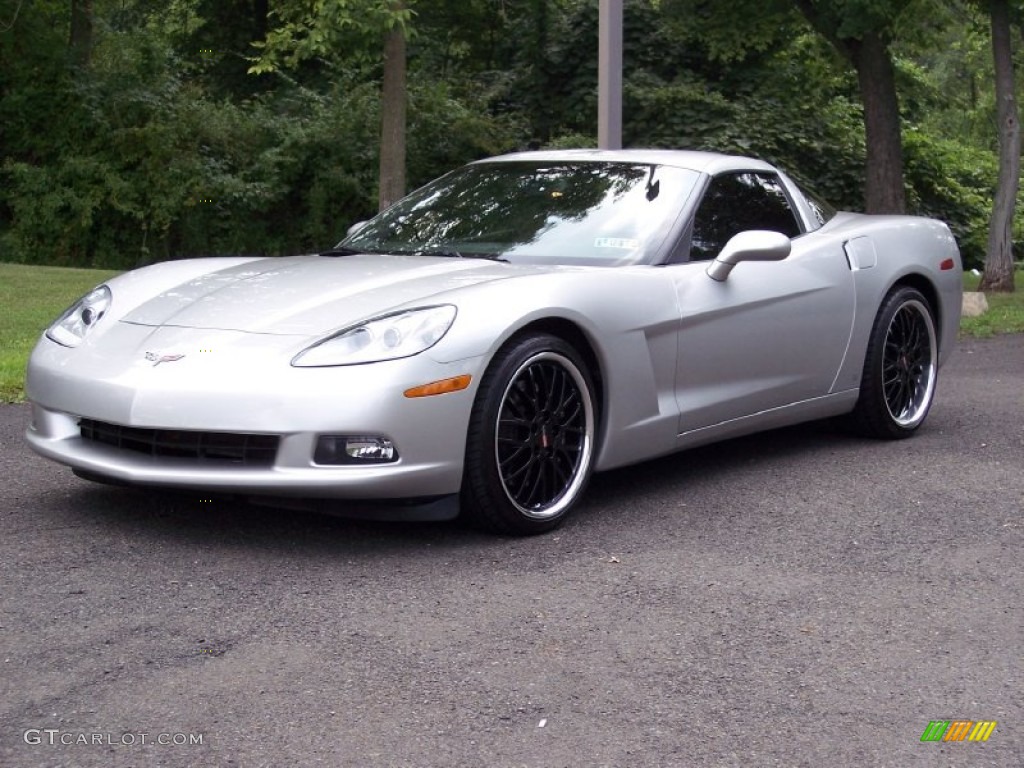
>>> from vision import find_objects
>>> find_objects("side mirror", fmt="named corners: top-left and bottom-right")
top-left (706, 230), bottom-right (792, 282)
top-left (346, 220), bottom-right (369, 238)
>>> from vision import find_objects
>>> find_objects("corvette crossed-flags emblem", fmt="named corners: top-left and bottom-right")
top-left (144, 352), bottom-right (185, 367)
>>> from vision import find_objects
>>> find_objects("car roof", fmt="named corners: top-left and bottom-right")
top-left (475, 148), bottom-right (778, 176)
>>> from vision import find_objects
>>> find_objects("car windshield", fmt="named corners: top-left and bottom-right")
top-left (339, 161), bottom-right (701, 266)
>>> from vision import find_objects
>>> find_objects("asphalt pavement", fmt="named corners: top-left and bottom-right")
top-left (1, 334), bottom-right (1021, 767)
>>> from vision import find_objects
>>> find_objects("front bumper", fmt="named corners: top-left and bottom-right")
top-left (25, 323), bottom-right (483, 513)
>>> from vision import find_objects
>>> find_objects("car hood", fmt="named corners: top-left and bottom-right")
top-left (120, 254), bottom-right (527, 336)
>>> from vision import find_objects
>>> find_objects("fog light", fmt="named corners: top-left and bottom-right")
top-left (314, 435), bottom-right (398, 465)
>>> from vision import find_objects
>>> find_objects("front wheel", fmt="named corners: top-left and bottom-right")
top-left (850, 286), bottom-right (938, 439)
top-left (461, 334), bottom-right (597, 535)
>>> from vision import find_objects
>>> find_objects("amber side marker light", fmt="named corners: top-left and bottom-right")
top-left (404, 375), bottom-right (472, 398)
top-left (940, 258), bottom-right (956, 271)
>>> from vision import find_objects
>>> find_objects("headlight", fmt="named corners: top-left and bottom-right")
top-left (46, 285), bottom-right (112, 347)
top-left (291, 305), bottom-right (457, 367)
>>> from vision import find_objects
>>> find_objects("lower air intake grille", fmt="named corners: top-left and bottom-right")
top-left (79, 419), bottom-right (279, 466)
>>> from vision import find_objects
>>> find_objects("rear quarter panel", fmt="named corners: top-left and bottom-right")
top-left (818, 213), bottom-right (962, 394)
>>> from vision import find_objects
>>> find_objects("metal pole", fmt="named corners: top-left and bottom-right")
top-left (598, 0), bottom-right (623, 149)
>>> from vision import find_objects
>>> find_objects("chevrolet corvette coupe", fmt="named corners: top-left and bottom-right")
top-left (25, 149), bottom-right (962, 534)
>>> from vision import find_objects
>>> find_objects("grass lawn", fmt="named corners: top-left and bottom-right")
top-left (959, 270), bottom-right (1024, 337)
top-left (0, 262), bottom-right (1021, 404)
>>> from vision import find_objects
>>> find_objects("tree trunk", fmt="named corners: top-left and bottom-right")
top-left (378, 9), bottom-right (407, 212)
top-left (851, 32), bottom-right (905, 214)
top-left (980, 0), bottom-right (1018, 293)
top-left (790, 0), bottom-right (906, 214)
top-left (69, 0), bottom-right (93, 69)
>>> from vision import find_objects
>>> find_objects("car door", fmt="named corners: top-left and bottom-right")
top-left (672, 171), bottom-right (855, 435)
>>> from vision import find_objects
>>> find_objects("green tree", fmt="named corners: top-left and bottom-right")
top-left (176, 0), bottom-right (273, 98)
top-left (0, 0), bottom-right (1008, 272)
top-left (790, 0), bottom-right (924, 213)
top-left (660, 0), bottom-right (909, 213)
top-left (251, 0), bottom-right (413, 210)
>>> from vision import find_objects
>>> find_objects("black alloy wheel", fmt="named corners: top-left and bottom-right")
top-left (850, 285), bottom-right (938, 439)
top-left (462, 334), bottom-right (596, 535)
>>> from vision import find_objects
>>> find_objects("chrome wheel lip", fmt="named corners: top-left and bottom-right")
top-left (882, 299), bottom-right (937, 428)
top-left (493, 351), bottom-right (595, 520)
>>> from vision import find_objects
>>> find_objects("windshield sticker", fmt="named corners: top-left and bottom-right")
top-left (594, 237), bottom-right (640, 249)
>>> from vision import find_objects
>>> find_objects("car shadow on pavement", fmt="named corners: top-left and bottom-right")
top-left (55, 418), bottom-right (851, 556)
top-left (583, 418), bottom-right (850, 507)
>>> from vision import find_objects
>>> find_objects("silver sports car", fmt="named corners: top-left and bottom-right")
top-left (25, 149), bottom-right (962, 534)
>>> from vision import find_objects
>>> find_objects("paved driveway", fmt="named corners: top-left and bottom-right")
top-left (1, 335), bottom-right (1021, 767)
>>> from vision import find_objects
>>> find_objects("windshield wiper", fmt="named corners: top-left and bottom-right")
top-left (411, 249), bottom-right (509, 263)
top-left (321, 246), bottom-right (508, 262)
top-left (319, 246), bottom-right (364, 257)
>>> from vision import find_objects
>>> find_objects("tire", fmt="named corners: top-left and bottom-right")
top-left (850, 286), bottom-right (938, 439)
top-left (461, 334), bottom-right (597, 535)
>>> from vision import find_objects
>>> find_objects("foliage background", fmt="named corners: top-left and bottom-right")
top-left (0, 0), bottom-right (1019, 271)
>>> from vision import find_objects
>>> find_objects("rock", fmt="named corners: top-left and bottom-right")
top-left (962, 291), bottom-right (989, 317)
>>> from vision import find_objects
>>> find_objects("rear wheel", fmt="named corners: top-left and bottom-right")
top-left (850, 286), bottom-right (937, 439)
top-left (461, 334), bottom-right (596, 535)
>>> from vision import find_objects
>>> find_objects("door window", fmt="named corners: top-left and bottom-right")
top-left (690, 172), bottom-right (803, 261)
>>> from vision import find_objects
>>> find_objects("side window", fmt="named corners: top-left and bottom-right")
top-left (804, 188), bottom-right (838, 228)
top-left (689, 172), bottom-right (803, 261)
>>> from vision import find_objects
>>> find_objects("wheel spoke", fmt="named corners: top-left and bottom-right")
top-left (521, 460), bottom-right (545, 507)
top-left (497, 442), bottom-right (531, 470)
top-left (546, 365), bottom-right (561, 409)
